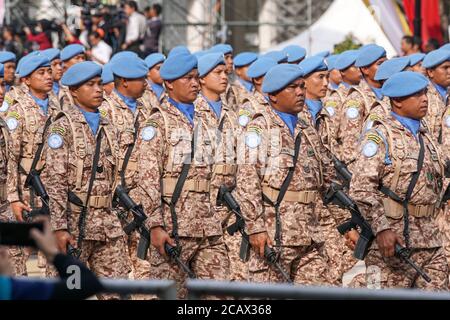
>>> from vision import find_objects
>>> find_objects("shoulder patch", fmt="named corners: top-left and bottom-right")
top-left (0, 100), bottom-right (10, 113)
top-left (6, 111), bottom-right (20, 120)
top-left (346, 99), bottom-right (360, 108)
top-left (51, 126), bottom-right (66, 136)
top-left (99, 109), bottom-right (108, 117)
top-left (5, 117), bottom-right (18, 131)
top-left (445, 115), bottom-right (450, 128)
top-left (247, 125), bottom-right (262, 135)
top-left (346, 106), bottom-right (359, 119)
top-left (146, 119), bottom-right (159, 128)
top-left (47, 133), bottom-right (64, 149)
top-left (362, 140), bottom-right (378, 158)
top-left (366, 133), bottom-right (382, 145)
top-left (141, 126), bottom-right (156, 141)
top-left (245, 131), bottom-right (261, 149)
top-left (5, 95), bottom-right (14, 105)
top-left (238, 109), bottom-right (251, 127)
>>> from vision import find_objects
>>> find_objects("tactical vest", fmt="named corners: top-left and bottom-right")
top-left (347, 86), bottom-right (371, 116)
top-left (0, 118), bottom-right (9, 202)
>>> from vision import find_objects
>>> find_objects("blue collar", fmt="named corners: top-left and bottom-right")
top-left (115, 89), bottom-right (137, 113)
top-left (168, 97), bottom-right (195, 125)
top-left (52, 81), bottom-right (60, 96)
top-left (5, 84), bottom-right (10, 92)
top-left (78, 106), bottom-right (100, 135)
top-left (148, 80), bottom-right (165, 99)
top-left (370, 86), bottom-right (384, 101)
top-left (30, 93), bottom-right (49, 115)
top-left (238, 78), bottom-right (254, 93)
top-left (274, 109), bottom-right (298, 136)
top-left (391, 112), bottom-right (420, 137)
top-left (329, 82), bottom-right (339, 90)
top-left (433, 82), bottom-right (448, 103)
top-left (305, 99), bottom-right (322, 123)
top-left (341, 81), bottom-right (352, 89)
top-left (202, 95), bottom-right (222, 118)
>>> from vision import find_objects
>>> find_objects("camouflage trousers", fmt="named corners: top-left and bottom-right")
top-left (149, 235), bottom-right (229, 299)
top-left (363, 247), bottom-right (448, 290)
top-left (436, 207), bottom-right (450, 280)
top-left (223, 230), bottom-right (248, 281)
top-left (248, 242), bottom-right (328, 285)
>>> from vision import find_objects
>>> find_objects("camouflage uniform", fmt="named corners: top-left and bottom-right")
top-left (58, 85), bottom-right (74, 111)
top-left (140, 85), bottom-right (165, 112)
top-left (0, 86), bottom-right (24, 119)
top-left (99, 90), bottom-right (152, 282)
top-left (350, 113), bottom-right (448, 290)
top-left (194, 94), bottom-right (245, 281)
top-left (235, 107), bottom-right (337, 285)
top-left (423, 83), bottom-right (447, 142)
top-left (236, 91), bottom-right (270, 131)
top-left (41, 104), bottom-right (129, 300)
top-left (135, 99), bottom-right (229, 299)
top-left (229, 78), bottom-right (253, 111)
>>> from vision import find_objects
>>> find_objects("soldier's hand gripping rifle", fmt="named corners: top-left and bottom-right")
top-left (218, 185), bottom-right (292, 284)
top-left (164, 243), bottom-right (196, 278)
top-left (23, 169), bottom-right (50, 221)
top-left (324, 182), bottom-right (431, 282)
top-left (114, 185), bottom-right (150, 260)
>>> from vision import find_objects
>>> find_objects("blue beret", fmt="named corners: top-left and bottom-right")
top-left (160, 53), bottom-right (197, 81)
top-left (440, 43), bottom-right (450, 51)
top-left (40, 48), bottom-right (60, 61)
top-left (298, 56), bottom-right (328, 76)
top-left (111, 56), bottom-right (148, 79)
top-left (234, 52), bottom-right (258, 68)
top-left (381, 71), bottom-right (429, 98)
top-left (355, 44), bottom-right (386, 67)
top-left (168, 46), bottom-right (191, 58)
top-left (0, 64), bottom-right (4, 77)
top-left (282, 45), bottom-right (307, 63)
top-left (408, 53), bottom-right (426, 67)
top-left (422, 49), bottom-right (450, 69)
top-left (61, 61), bottom-right (102, 86)
top-left (247, 57), bottom-right (278, 78)
top-left (101, 63), bottom-right (114, 84)
top-left (19, 55), bottom-right (51, 78)
top-left (144, 53), bottom-right (166, 70)
top-left (374, 57), bottom-right (410, 81)
top-left (315, 50), bottom-right (331, 58)
top-left (263, 51), bottom-right (288, 63)
top-left (0, 51), bottom-right (16, 64)
top-left (210, 44), bottom-right (233, 55)
top-left (193, 50), bottom-right (209, 60)
top-left (111, 51), bottom-right (138, 63)
top-left (198, 53), bottom-right (225, 78)
top-left (16, 51), bottom-right (40, 75)
top-left (334, 50), bottom-right (359, 70)
top-left (60, 44), bottom-right (85, 61)
top-left (326, 54), bottom-right (340, 70)
top-left (262, 64), bottom-right (304, 94)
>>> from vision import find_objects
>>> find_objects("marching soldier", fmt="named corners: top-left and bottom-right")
top-left (408, 53), bottom-right (426, 76)
top-left (143, 53), bottom-right (166, 110)
top-left (0, 52), bottom-right (17, 118)
top-left (326, 54), bottom-right (342, 91)
top-left (42, 62), bottom-right (129, 299)
top-left (101, 63), bottom-right (114, 96)
top-left (229, 52), bottom-right (258, 108)
top-left (59, 44), bottom-right (86, 109)
top-left (282, 45), bottom-right (307, 64)
top-left (40, 48), bottom-right (63, 100)
top-left (350, 71), bottom-right (448, 290)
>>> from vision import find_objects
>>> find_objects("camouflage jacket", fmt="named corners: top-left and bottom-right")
top-left (424, 83), bottom-right (448, 143)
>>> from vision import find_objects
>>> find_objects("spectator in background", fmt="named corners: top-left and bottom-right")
top-left (401, 35), bottom-right (422, 55)
top-left (61, 23), bottom-right (82, 45)
top-left (23, 21), bottom-right (52, 50)
top-left (143, 3), bottom-right (162, 56)
top-left (2, 27), bottom-right (22, 57)
top-left (87, 31), bottom-right (112, 65)
top-left (121, 0), bottom-right (146, 56)
top-left (425, 38), bottom-right (440, 53)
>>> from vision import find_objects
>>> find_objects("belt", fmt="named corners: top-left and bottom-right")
top-left (262, 185), bottom-right (318, 204)
top-left (383, 198), bottom-right (435, 219)
top-left (70, 193), bottom-right (112, 209)
top-left (213, 164), bottom-right (237, 175)
top-left (162, 178), bottom-right (210, 197)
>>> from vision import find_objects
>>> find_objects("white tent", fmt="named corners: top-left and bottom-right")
top-left (270, 0), bottom-right (398, 57)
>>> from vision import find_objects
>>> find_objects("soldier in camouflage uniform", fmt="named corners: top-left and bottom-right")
top-left (236, 64), bottom-right (337, 285)
top-left (350, 72), bottom-right (448, 290)
top-left (0, 52), bottom-right (17, 118)
top-left (135, 53), bottom-right (229, 299)
top-left (227, 52), bottom-right (258, 110)
top-left (59, 44), bottom-right (86, 109)
top-left (41, 49), bottom-right (64, 102)
top-left (41, 62), bottom-right (129, 300)
top-left (142, 53), bottom-right (166, 111)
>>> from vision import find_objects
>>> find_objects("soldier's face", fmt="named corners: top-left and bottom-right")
top-left (329, 69), bottom-right (342, 85)
top-left (63, 54), bottom-right (86, 72)
top-left (167, 69), bottom-right (199, 103)
top-left (200, 64), bottom-right (228, 95)
top-left (412, 63), bottom-right (427, 76)
top-left (271, 78), bottom-right (305, 115)
top-left (305, 71), bottom-right (329, 100)
top-left (392, 89), bottom-right (428, 120)
top-left (104, 82), bottom-right (114, 95)
top-left (26, 66), bottom-right (53, 93)
top-left (224, 54), bottom-right (234, 74)
top-left (362, 57), bottom-right (387, 81)
top-left (123, 77), bottom-right (147, 99)
top-left (71, 76), bottom-right (104, 111)
top-left (3, 61), bottom-right (15, 85)
top-left (341, 65), bottom-right (361, 85)
top-left (148, 63), bottom-right (163, 85)
top-left (51, 58), bottom-right (63, 82)
top-left (427, 61), bottom-right (450, 87)
top-left (0, 78), bottom-right (6, 105)
top-left (235, 66), bottom-right (251, 82)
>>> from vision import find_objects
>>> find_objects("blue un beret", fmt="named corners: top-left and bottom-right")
top-left (440, 43), bottom-right (450, 51)
top-left (374, 57), bottom-right (410, 81)
top-left (326, 54), bottom-right (340, 70)
top-left (0, 64), bottom-right (4, 77)
top-left (61, 61), bottom-right (102, 86)
top-left (111, 51), bottom-right (138, 63)
top-left (144, 53), bottom-right (166, 70)
top-left (16, 51), bottom-right (41, 75)
top-left (60, 44), bottom-right (85, 61)
top-left (160, 53), bottom-right (197, 81)
top-left (315, 50), bottom-right (331, 58)
top-left (101, 63), bottom-right (114, 84)
top-left (40, 48), bottom-right (60, 61)
top-left (334, 50), bottom-right (359, 70)
top-left (19, 55), bottom-right (51, 78)
top-left (168, 46), bottom-right (191, 58)
top-left (0, 51), bottom-right (16, 64)
top-left (111, 56), bottom-right (148, 79)
top-left (193, 50), bottom-right (209, 60)
top-left (262, 64), bottom-right (304, 94)
top-left (355, 44), bottom-right (386, 67)
top-left (422, 49), bottom-right (450, 69)
top-left (381, 71), bottom-right (429, 98)
top-left (198, 53), bottom-right (225, 78)
top-left (234, 52), bottom-right (258, 68)
top-left (282, 45), bottom-right (307, 63)
top-left (210, 44), bottom-right (233, 55)
top-left (298, 56), bottom-right (328, 76)
top-left (263, 51), bottom-right (288, 64)
top-left (408, 53), bottom-right (426, 67)
top-left (247, 57), bottom-right (278, 79)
